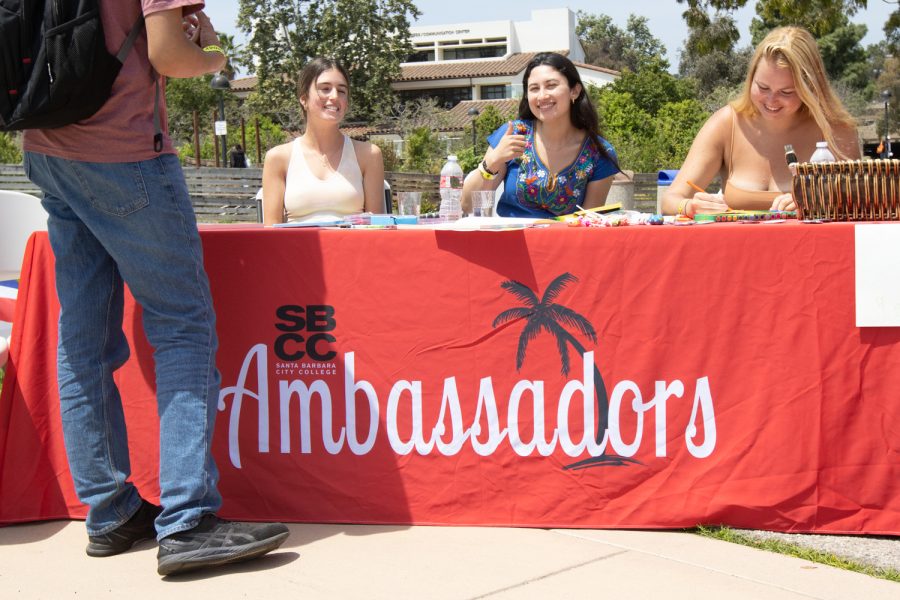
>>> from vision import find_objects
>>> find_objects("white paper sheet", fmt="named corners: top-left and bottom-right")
top-left (855, 224), bottom-right (900, 327)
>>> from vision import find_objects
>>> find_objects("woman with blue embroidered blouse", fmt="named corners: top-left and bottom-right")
top-left (462, 52), bottom-right (620, 218)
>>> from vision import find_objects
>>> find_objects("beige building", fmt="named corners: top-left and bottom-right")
top-left (229, 8), bottom-right (619, 148)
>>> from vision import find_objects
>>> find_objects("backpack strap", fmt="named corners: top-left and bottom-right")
top-left (116, 13), bottom-right (163, 152)
top-left (116, 14), bottom-right (146, 62)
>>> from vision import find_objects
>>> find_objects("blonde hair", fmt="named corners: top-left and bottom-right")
top-left (731, 26), bottom-right (855, 159)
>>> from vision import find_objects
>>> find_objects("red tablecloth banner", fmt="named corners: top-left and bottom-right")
top-left (1, 223), bottom-right (898, 533)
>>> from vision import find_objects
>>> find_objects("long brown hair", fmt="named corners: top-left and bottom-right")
top-left (518, 52), bottom-right (618, 170)
top-left (296, 57), bottom-right (350, 119)
top-left (731, 27), bottom-right (855, 158)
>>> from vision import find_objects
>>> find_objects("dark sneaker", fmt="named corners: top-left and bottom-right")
top-left (86, 499), bottom-right (161, 557)
top-left (156, 514), bottom-right (289, 576)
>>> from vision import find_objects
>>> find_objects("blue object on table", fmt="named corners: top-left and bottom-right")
top-left (370, 214), bottom-right (395, 225)
top-left (657, 170), bottom-right (679, 186)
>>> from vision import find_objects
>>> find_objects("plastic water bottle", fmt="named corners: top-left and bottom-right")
top-left (439, 155), bottom-right (463, 221)
top-left (809, 141), bottom-right (835, 163)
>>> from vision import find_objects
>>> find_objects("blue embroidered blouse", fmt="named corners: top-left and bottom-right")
top-left (486, 119), bottom-right (619, 218)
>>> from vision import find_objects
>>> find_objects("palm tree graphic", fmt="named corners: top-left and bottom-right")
top-left (494, 272), bottom-right (639, 469)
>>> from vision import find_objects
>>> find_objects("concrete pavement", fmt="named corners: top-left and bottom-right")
top-left (0, 520), bottom-right (896, 599)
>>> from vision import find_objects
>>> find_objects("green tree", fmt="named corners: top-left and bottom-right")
top-left (403, 126), bottom-right (443, 173)
top-left (165, 74), bottom-right (235, 147)
top-left (594, 58), bottom-right (709, 173)
top-left (609, 58), bottom-right (696, 115)
top-left (817, 23), bottom-right (870, 91)
top-left (0, 132), bottom-right (22, 164)
top-left (593, 88), bottom-right (656, 172)
top-left (653, 99), bottom-right (709, 170)
top-left (178, 115), bottom-right (287, 166)
top-left (373, 139), bottom-right (402, 171)
top-left (679, 12), bottom-right (750, 98)
top-left (886, 8), bottom-right (900, 56)
top-left (465, 105), bottom-right (516, 153)
top-left (215, 33), bottom-right (247, 80)
top-left (238, 0), bottom-right (420, 127)
top-left (576, 12), bottom-right (668, 71)
top-left (675, 1), bottom-right (868, 46)
top-left (748, 0), bottom-right (866, 44)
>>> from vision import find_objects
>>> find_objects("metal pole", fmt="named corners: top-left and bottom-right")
top-left (192, 110), bottom-right (200, 168)
top-left (886, 98), bottom-right (892, 159)
top-left (212, 109), bottom-right (220, 168)
top-left (467, 107), bottom-right (479, 150)
top-left (255, 117), bottom-right (262, 166)
top-left (219, 94), bottom-right (228, 168)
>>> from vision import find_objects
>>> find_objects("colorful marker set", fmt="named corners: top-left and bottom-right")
top-left (693, 210), bottom-right (797, 223)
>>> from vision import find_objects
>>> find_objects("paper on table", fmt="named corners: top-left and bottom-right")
top-left (271, 217), bottom-right (347, 228)
top-left (855, 223), bottom-right (900, 327)
top-left (429, 216), bottom-right (544, 230)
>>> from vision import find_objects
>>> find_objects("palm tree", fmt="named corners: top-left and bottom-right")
top-left (494, 272), bottom-right (638, 469)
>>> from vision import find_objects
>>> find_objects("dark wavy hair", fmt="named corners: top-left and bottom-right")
top-left (518, 52), bottom-right (618, 170)
top-left (296, 57), bottom-right (350, 118)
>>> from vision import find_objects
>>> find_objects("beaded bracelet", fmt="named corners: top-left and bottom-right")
top-left (203, 45), bottom-right (226, 57)
top-left (677, 198), bottom-right (689, 216)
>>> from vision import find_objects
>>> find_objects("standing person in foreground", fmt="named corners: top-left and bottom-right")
top-left (262, 57), bottom-right (385, 224)
top-left (461, 52), bottom-right (619, 218)
top-left (22, 1), bottom-right (288, 576)
top-left (661, 26), bottom-right (860, 216)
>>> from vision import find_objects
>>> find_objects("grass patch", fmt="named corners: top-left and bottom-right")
top-left (694, 525), bottom-right (900, 583)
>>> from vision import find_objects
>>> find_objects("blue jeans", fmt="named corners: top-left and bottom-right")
top-left (24, 152), bottom-right (222, 540)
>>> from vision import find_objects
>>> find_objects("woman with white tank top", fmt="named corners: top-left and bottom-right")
top-left (262, 58), bottom-right (385, 224)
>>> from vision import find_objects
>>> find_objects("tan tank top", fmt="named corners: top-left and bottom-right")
top-left (283, 135), bottom-right (365, 223)
top-left (723, 108), bottom-right (781, 210)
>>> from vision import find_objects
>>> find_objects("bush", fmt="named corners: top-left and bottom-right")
top-left (0, 132), bottom-right (22, 164)
top-left (373, 139), bottom-right (402, 172)
top-left (403, 126), bottom-right (444, 173)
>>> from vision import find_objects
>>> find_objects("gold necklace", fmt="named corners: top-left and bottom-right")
top-left (304, 139), bottom-right (340, 172)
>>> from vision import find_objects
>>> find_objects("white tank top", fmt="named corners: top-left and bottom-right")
top-left (283, 135), bottom-right (365, 223)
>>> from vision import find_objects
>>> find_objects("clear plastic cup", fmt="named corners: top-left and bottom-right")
top-left (398, 192), bottom-right (422, 216)
top-left (470, 191), bottom-right (495, 217)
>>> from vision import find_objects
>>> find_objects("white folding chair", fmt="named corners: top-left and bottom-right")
top-left (0, 190), bottom-right (48, 352)
top-left (0, 190), bottom-right (48, 280)
top-left (493, 181), bottom-right (504, 216)
top-left (383, 180), bottom-right (393, 214)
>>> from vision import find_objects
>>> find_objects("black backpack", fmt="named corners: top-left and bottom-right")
top-left (0, 0), bottom-right (144, 133)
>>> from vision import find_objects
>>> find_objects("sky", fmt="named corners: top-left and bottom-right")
top-left (204, 1), bottom-right (899, 75)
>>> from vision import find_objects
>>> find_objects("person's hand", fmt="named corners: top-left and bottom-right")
top-left (195, 11), bottom-right (221, 49)
top-left (483, 122), bottom-right (526, 171)
top-left (770, 193), bottom-right (796, 212)
top-left (182, 13), bottom-right (200, 44)
top-left (688, 192), bottom-right (727, 215)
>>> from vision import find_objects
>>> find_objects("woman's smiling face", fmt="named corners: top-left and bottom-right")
top-left (526, 65), bottom-right (580, 123)
top-left (750, 57), bottom-right (802, 121)
top-left (303, 68), bottom-right (349, 122)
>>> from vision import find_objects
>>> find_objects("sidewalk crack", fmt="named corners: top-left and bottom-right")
top-left (467, 550), bottom-right (629, 599)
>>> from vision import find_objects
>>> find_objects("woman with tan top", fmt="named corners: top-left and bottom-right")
top-left (662, 26), bottom-right (860, 216)
top-left (262, 58), bottom-right (384, 224)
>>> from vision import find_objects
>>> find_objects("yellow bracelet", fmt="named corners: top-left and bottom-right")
top-left (477, 162), bottom-right (495, 180)
top-left (203, 45), bottom-right (226, 57)
top-left (677, 198), bottom-right (689, 216)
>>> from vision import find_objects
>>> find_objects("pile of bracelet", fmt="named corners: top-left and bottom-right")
top-left (693, 210), bottom-right (797, 223)
top-left (567, 214), bottom-right (629, 227)
top-left (567, 212), bottom-right (665, 227)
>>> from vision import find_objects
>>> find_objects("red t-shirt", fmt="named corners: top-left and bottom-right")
top-left (23, 0), bottom-right (204, 162)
